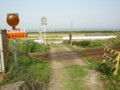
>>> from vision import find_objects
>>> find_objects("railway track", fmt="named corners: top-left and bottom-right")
top-left (76, 47), bottom-right (120, 62)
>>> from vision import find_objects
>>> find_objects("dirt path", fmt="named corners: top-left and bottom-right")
top-left (47, 45), bottom-right (104, 90)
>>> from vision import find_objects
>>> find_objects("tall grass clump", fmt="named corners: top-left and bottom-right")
top-left (83, 57), bottom-right (100, 70)
top-left (99, 61), bottom-right (120, 90)
top-left (0, 52), bottom-right (51, 86)
top-left (9, 39), bottom-right (50, 52)
top-left (83, 56), bottom-right (120, 90)
top-left (64, 40), bottom-right (103, 48)
top-left (63, 38), bottom-right (120, 49)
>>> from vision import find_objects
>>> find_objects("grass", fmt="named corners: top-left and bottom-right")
top-left (83, 56), bottom-right (120, 90)
top-left (99, 61), bottom-right (120, 90)
top-left (63, 40), bottom-right (103, 49)
top-left (0, 52), bottom-right (51, 86)
top-left (83, 57), bottom-right (100, 70)
top-left (28, 31), bottom-right (120, 42)
top-left (9, 39), bottom-right (50, 53)
top-left (0, 39), bottom-right (51, 86)
top-left (50, 43), bottom-right (63, 48)
top-left (64, 65), bottom-right (87, 90)
top-left (64, 37), bottom-right (120, 90)
top-left (63, 38), bottom-right (120, 49)
top-left (28, 31), bottom-right (120, 34)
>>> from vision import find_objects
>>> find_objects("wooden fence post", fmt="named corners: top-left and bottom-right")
top-left (0, 30), bottom-right (8, 73)
top-left (69, 33), bottom-right (72, 47)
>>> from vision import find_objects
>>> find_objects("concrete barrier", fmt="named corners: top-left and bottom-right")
top-left (63, 35), bottom-right (117, 40)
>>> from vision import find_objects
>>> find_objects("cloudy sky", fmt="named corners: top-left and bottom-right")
top-left (0, 0), bottom-right (120, 31)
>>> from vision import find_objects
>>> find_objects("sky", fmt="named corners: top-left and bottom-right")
top-left (0, 0), bottom-right (120, 31)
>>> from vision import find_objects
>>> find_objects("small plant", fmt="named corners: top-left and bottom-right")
top-left (83, 57), bottom-right (100, 70)
top-left (79, 40), bottom-right (91, 47)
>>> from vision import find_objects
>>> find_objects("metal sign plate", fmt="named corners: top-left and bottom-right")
top-left (7, 29), bottom-right (26, 39)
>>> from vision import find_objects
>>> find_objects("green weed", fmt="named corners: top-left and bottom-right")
top-left (0, 52), bottom-right (51, 86)
top-left (64, 38), bottom-right (120, 49)
top-left (64, 65), bottom-right (87, 90)
top-left (9, 39), bottom-right (50, 52)
top-left (83, 57), bottom-right (100, 70)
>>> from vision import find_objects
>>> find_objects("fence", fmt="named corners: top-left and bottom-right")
top-left (101, 47), bottom-right (120, 75)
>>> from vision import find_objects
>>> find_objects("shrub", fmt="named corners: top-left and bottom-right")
top-left (0, 52), bottom-right (51, 85)
top-left (90, 40), bottom-right (103, 48)
top-left (64, 38), bottom-right (120, 49)
top-left (9, 39), bottom-right (50, 53)
top-left (79, 40), bottom-right (91, 47)
top-left (72, 40), bottom-right (103, 48)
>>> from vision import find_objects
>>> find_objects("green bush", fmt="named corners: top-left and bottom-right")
top-left (83, 57), bottom-right (100, 70)
top-left (72, 40), bottom-right (103, 48)
top-left (99, 59), bottom-right (120, 90)
top-left (9, 39), bottom-right (50, 52)
top-left (0, 52), bottom-right (51, 85)
top-left (90, 40), bottom-right (103, 48)
top-left (79, 40), bottom-right (91, 47)
top-left (83, 56), bottom-right (120, 90)
top-left (64, 38), bottom-right (120, 49)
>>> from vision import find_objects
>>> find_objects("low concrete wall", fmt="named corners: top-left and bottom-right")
top-left (63, 35), bottom-right (117, 40)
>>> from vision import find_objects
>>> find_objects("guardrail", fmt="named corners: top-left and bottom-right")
top-left (101, 47), bottom-right (120, 75)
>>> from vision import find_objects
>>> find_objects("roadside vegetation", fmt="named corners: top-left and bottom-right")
top-left (28, 31), bottom-right (120, 34)
top-left (63, 37), bottom-right (120, 90)
top-left (0, 39), bottom-right (51, 86)
top-left (28, 31), bottom-right (120, 41)
top-left (64, 65), bottom-right (87, 90)
top-left (83, 56), bottom-right (120, 90)
top-left (63, 38), bottom-right (120, 49)
top-left (83, 57), bottom-right (100, 70)
top-left (9, 39), bottom-right (50, 52)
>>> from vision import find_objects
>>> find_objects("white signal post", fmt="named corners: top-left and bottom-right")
top-left (44, 19), bottom-right (46, 45)
top-left (41, 17), bottom-right (47, 45)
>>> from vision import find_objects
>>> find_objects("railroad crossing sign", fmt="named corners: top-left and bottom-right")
top-left (41, 17), bottom-right (47, 45)
top-left (7, 28), bottom-right (26, 39)
top-left (6, 13), bottom-right (20, 66)
top-left (41, 17), bottom-right (47, 25)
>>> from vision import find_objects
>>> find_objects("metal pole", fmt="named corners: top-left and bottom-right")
top-left (44, 18), bottom-right (46, 45)
top-left (39, 28), bottom-right (43, 44)
top-left (13, 27), bottom-right (18, 66)
top-left (44, 25), bottom-right (46, 45)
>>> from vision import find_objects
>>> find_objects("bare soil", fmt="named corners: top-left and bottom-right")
top-left (47, 45), bottom-right (105, 90)
top-left (82, 69), bottom-right (104, 90)
top-left (76, 46), bottom-right (120, 63)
